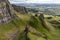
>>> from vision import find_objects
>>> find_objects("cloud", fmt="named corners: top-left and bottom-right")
top-left (9, 0), bottom-right (26, 3)
top-left (9, 0), bottom-right (60, 4)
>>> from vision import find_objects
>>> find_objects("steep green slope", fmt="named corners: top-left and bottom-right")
top-left (0, 17), bottom-right (21, 40)
top-left (0, 11), bottom-right (60, 40)
top-left (13, 12), bottom-right (53, 40)
top-left (15, 12), bottom-right (60, 40)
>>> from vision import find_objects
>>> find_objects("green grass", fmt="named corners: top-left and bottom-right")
top-left (0, 15), bottom-right (22, 40)
top-left (0, 11), bottom-right (60, 40)
top-left (29, 16), bottom-right (49, 33)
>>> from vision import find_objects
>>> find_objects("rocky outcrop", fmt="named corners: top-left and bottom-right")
top-left (12, 4), bottom-right (28, 14)
top-left (0, 0), bottom-right (16, 23)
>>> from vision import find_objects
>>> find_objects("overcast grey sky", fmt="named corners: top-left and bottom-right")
top-left (9, 0), bottom-right (60, 4)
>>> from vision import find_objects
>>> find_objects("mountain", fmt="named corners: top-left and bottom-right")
top-left (0, 1), bottom-right (60, 40)
top-left (14, 3), bottom-right (60, 15)
top-left (0, 0), bottom-right (16, 23)
top-left (12, 4), bottom-right (28, 14)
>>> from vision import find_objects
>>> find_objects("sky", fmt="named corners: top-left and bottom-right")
top-left (9, 0), bottom-right (60, 4)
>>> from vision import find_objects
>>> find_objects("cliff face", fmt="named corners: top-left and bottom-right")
top-left (12, 4), bottom-right (28, 14)
top-left (0, 0), bottom-right (15, 23)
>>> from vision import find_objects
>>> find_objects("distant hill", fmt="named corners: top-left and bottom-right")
top-left (13, 3), bottom-right (60, 15)
top-left (14, 3), bottom-right (60, 7)
top-left (39, 8), bottom-right (60, 15)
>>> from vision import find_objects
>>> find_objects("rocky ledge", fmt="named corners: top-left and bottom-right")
top-left (0, 0), bottom-right (16, 23)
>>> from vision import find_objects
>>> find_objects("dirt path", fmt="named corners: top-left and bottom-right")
top-left (5, 28), bottom-right (19, 40)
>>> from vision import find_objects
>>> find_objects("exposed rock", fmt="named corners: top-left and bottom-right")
top-left (0, 0), bottom-right (16, 23)
top-left (12, 4), bottom-right (28, 14)
top-left (5, 29), bottom-right (19, 40)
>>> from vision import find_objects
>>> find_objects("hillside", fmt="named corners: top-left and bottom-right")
top-left (0, 0), bottom-right (16, 23)
top-left (12, 4), bottom-right (28, 14)
top-left (0, 0), bottom-right (60, 40)
top-left (12, 12), bottom-right (60, 40)
top-left (0, 10), bottom-right (60, 40)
